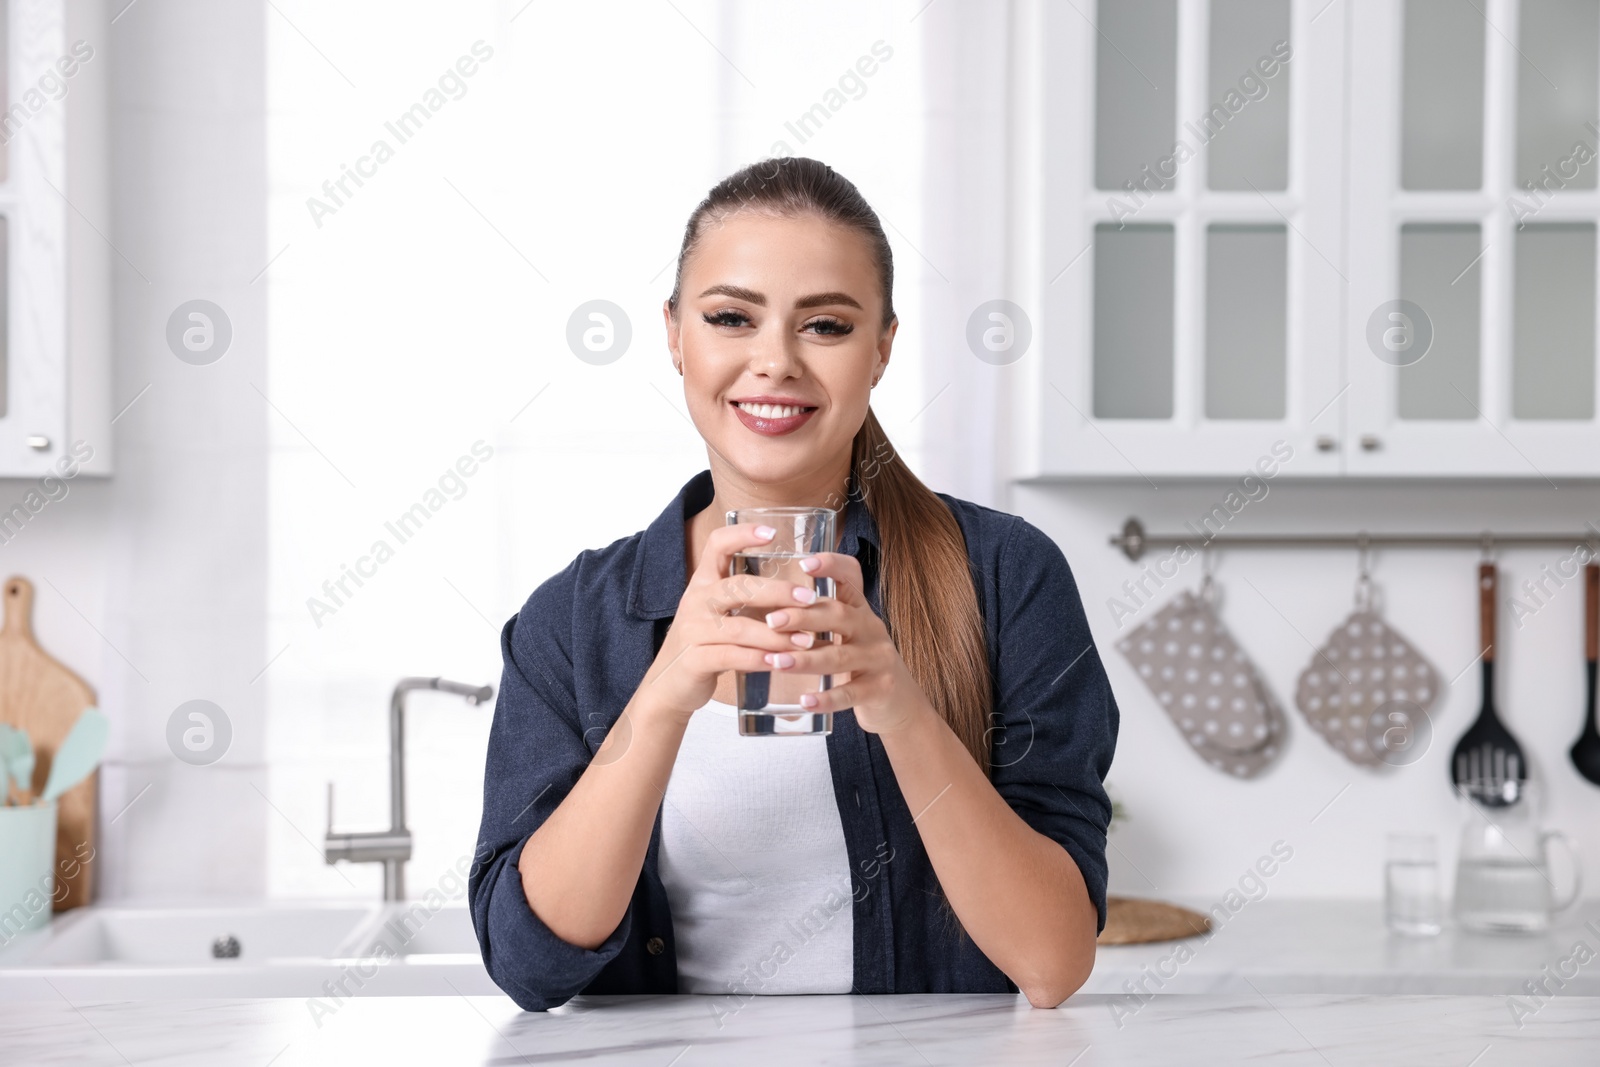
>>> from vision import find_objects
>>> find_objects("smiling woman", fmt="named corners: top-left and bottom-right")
top-left (468, 157), bottom-right (1120, 1012)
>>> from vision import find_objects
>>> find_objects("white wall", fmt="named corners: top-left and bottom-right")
top-left (97, 0), bottom-right (272, 898)
top-left (1014, 479), bottom-right (1600, 900)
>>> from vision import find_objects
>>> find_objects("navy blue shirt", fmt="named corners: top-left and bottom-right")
top-left (468, 469), bottom-right (1119, 1011)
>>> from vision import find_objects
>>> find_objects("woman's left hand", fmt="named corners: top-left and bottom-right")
top-left (758, 551), bottom-right (931, 737)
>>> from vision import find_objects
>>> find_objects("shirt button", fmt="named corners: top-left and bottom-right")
top-left (646, 936), bottom-right (665, 955)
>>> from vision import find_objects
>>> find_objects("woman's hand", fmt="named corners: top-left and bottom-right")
top-left (759, 551), bottom-right (932, 737)
top-left (636, 522), bottom-right (812, 724)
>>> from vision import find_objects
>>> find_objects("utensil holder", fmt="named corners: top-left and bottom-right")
top-left (0, 801), bottom-right (58, 937)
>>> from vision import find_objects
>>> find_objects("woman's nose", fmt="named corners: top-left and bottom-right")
top-left (747, 331), bottom-right (803, 379)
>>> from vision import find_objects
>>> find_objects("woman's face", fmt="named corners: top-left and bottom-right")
top-left (664, 210), bottom-right (894, 490)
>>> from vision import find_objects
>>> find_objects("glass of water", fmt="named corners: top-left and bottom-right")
top-left (1385, 832), bottom-right (1443, 936)
top-left (725, 506), bottom-right (837, 736)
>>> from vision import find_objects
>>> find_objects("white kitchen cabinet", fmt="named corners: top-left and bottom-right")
top-left (1014, 0), bottom-right (1600, 480)
top-left (1345, 0), bottom-right (1600, 477)
top-left (0, 0), bottom-right (110, 478)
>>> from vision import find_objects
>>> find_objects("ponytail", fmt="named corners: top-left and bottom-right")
top-left (851, 408), bottom-right (993, 778)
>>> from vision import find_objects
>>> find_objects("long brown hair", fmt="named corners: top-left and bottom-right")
top-left (667, 159), bottom-right (995, 942)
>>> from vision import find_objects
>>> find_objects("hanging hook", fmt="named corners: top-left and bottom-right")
top-left (1355, 532), bottom-right (1374, 611)
top-left (1199, 543), bottom-right (1217, 604)
top-left (1480, 530), bottom-right (1496, 562)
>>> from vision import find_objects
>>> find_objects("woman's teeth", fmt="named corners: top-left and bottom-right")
top-left (736, 402), bottom-right (808, 419)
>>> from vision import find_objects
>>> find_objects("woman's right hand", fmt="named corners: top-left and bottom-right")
top-left (635, 522), bottom-right (812, 724)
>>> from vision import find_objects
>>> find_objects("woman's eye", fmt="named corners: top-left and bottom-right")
top-left (703, 309), bottom-right (751, 328)
top-left (807, 317), bottom-right (852, 336)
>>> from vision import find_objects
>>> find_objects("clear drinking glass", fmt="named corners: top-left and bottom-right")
top-left (725, 506), bottom-right (837, 736)
top-left (1386, 832), bottom-right (1443, 936)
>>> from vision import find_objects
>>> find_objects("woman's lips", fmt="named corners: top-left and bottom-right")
top-left (730, 400), bottom-right (818, 436)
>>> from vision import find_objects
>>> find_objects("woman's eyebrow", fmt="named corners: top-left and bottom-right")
top-left (696, 284), bottom-right (863, 311)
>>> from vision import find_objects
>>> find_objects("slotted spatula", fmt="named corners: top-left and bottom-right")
top-left (1450, 562), bottom-right (1526, 806)
top-left (1569, 563), bottom-right (1600, 786)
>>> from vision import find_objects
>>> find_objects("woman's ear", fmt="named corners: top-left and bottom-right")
top-left (873, 316), bottom-right (897, 385)
top-left (662, 300), bottom-right (683, 374)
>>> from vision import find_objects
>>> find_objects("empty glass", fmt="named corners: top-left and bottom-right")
top-left (1385, 833), bottom-right (1442, 936)
top-left (725, 506), bottom-right (837, 736)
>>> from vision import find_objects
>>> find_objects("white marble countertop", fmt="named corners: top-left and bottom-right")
top-left (1085, 898), bottom-right (1600, 995)
top-left (3, 991), bottom-right (1597, 1065)
top-left (7, 897), bottom-right (1597, 1003)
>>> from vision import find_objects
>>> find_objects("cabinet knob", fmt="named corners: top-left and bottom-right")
top-left (1315, 435), bottom-right (1338, 452)
top-left (1360, 434), bottom-right (1382, 452)
top-left (25, 436), bottom-right (50, 451)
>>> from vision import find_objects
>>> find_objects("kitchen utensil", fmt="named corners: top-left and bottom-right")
top-left (1452, 777), bottom-right (1582, 933)
top-left (1569, 563), bottom-right (1600, 786)
top-left (1116, 579), bottom-right (1285, 778)
top-left (40, 707), bottom-right (108, 803)
top-left (1449, 563), bottom-right (1525, 805)
top-left (0, 723), bottom-right (33, 804)
top-left (0, 576), bottom-right (98, 909)
top-left (1294, 565), bottom-right (1440, 768)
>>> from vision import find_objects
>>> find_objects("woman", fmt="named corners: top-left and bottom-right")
top-left (468, 157), bottom-right (1119, 1012)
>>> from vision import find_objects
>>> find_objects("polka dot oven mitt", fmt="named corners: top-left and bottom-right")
top-left (1116, 589), bottom-right (1286, 779)
top-left (1294, 609), bottom-right (1440, 767)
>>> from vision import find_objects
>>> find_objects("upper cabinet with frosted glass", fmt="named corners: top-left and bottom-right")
top-left (1014, 0), bottom-right (1600, 478)
top-left (0, 0), bottom-right (111, 477)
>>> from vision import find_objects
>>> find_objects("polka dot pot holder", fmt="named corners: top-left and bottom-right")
top-left (1293, 597), bottom-right (1441, 768)
top-left (1116, 584), bottom-right (1286, 779)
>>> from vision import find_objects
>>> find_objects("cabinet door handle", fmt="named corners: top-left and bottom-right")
top-left (1316, 435), bottom-right (1338, 452)
top-left (25, 436), bottom-right (50, 451)
top-left (1360, 434), bottom-right (1382, 451)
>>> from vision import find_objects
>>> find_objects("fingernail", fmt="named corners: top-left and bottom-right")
top-left (792, 586), bottom-right (817, 604)
top-left (754, 525), bottom-right (777, 540)
top-left (798, 556), bottom-right (821, 573)
top-left (799, 693), bottom-right (818, 708)
top-left (791, 632), bottom-right (814, 648)
top-left (765, 611), bottom-right (789, 628)
top-left (767, 652), bottom-right (794, 669)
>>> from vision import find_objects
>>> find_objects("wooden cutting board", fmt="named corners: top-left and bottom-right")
top-left (0, 576), bottom-right (97, 911)
top-left (1098, 896), bottom-right (1211, 945)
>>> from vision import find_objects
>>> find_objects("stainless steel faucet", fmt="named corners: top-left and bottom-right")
top-left (323, 676), bottom-right (494, 901)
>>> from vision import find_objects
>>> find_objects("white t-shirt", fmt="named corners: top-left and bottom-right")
top-left (658, 698), bottom-right (854, 995)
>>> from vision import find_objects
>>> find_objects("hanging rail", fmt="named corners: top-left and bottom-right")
top-left (1110, 517), bottom-right (1600, 562)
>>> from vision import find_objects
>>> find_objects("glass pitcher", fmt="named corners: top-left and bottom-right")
top-left (1452, 778), bottom-right (1583, 933)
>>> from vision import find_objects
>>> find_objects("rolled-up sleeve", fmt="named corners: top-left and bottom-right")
top-left (987, 517), bottom-right (1119, 934)
top-left (467, 565), bottom-right (632, 1010)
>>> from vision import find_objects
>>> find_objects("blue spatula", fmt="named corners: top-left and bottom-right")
top-left (41, 707), bottom-right (108, 803)
top-left (0, 723), bottom-right (34, 804)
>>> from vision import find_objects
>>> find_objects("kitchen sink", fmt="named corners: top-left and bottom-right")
top-left (16, 903), bottom-right (375, 966)
top-left (0, 901), bottom-right (497, 999)
top-left (340, 899), bottom-right (480, 959)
